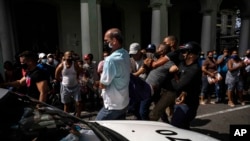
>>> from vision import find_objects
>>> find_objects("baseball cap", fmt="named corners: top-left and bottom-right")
top-left (19, 50), bottom-right (38, 61)
top-left (47, 53), bottom-right (54, 58)
top-left (129, 43), bottom-right (140, 54)
top-left (146, 44), bottom-right (156, 53)
top-left (38, 52), bottom-right (46, 59)
top-left (179, 41), bottom-right (201, 55)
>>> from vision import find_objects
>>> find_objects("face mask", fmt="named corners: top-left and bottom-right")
top-left (21, 63), bottom-right (28, 70)
top-left (179, 54), bottom-right (185, 61)
top-left (213, 55), bottom-right (217, 58)
top-left (66, 59), bottom-right (72, 62)
top-left (154, 52), bottom-right (160, 59)
top-left (231, 55), bottom-right (239, 60)
top-left (200, 55), bottom-right (204, 59)
top-left (41, 59), bottom-right (47, 64)
top-left (146, 53), bottom-right (154, 59)
top-left (108, 42), bottom-right (113, 48)
top-left (103, 41), bottom-right (112, 52)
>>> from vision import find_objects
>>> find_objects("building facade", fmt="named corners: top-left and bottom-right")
top-left (0, 0), bottom-right (250, 75)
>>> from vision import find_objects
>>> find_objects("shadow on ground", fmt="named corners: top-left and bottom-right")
top-left (190, 119), bottom-right (229, 140)
top-left (190, 118), bottom-right (211, 127)
top-left (190, 128), bottom-right (228, 141)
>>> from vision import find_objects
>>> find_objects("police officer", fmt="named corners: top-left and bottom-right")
top-left (170, 41), bottom-right (202, 129)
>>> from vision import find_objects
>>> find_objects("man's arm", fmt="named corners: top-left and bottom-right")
top-left (36, 80), bottom-right (49, 102)
top-left (151, 56), bottom-right (169, 69)
top-left (133, 67), bottom-right (146, 77)
top-left (0, 76), bottom-right (26, 88)
top-left (55, 63), bottom-right (63, 82)
top-left (171, 67), bottom-right (199, 92)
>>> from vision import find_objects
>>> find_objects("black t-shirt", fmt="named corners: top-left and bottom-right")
top-left (167, 50), bottom-right (181, 66)
top-left (171, 61), bottom-right (202, 108)
top-left (25, 67), bottom-right (49, 99)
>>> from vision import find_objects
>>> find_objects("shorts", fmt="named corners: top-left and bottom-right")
top-left (60, 84), bottom-right (81, 104)
top-left (227, 80), bottom-right (243, 91)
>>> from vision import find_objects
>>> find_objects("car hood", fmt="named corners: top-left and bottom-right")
top-left (94, 120), bottom-right (219, 141)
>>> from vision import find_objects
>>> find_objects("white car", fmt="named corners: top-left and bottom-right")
top-left (0, 88), bottom-right (219, 141)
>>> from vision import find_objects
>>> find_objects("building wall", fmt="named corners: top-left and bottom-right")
top-left (57, 0), bottom-right (81, 54)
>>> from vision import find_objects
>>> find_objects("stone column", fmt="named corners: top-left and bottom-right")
top-left (150, 0), bottom-right (161, 46)
top-left (159, 0), bottom-right (171, 41)
top-left (239, 0), bottom-right (250, 56)
top-left (200, 0), bottom-right (222, 55)
top-left (96, 0), bottom-right (103, 61)
top-left (80, 0), bottom-right (91, 57)
top-left (0, 0), bottom-right (14, 75)
top-left (80, 0), bottom-right (101, 61)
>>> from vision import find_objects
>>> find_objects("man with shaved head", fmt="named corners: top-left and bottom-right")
top-left (96, 28), bottom-right (131, 120)
top-left (55, 51), bottom-right (83, 117)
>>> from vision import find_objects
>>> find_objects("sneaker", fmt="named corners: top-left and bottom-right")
top-left (228, 101), bottom-right (235, 107)
top-left (210, 101), bottom-right (216, 104)
top-left (200, 101), bottom-right (206, 105)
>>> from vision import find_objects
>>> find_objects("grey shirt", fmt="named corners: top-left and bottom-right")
top-left (146, 60), bottom-right (175, 88)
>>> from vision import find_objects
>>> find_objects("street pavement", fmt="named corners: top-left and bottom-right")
top-left (80, 93), bottom-right (250, 141)
top-left (190, 94), bottom-right (250, 141)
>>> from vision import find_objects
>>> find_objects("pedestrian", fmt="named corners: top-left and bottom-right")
top-left (129, 42), bottom-right (147, 80)
top-left (0, 51), bottom-right (50, 103)
top-left (200, 51), bottom-right (220, 105)
top-left (95, 28), bottom-right (131, 120)
top-left (83, 53), bottom-right (100, 111)
top-left (243, 49), bottom-right (250, 94)
top-left (170, 41), bottom-right (202, 129)
top-left (146, 43), bottom-right (178, 122)
top-left (216, 47), bottom-right (230, 103)
top-left (225, 49), bottom-right (245, 107)
top-left (97, 51), bottom-right (110, 75)
top-left (55, 51), bottom-right (83, 117)
top-left (145, 43), bottom-right (157, 60)
top-left (37, 52), bottom-right (56, 85)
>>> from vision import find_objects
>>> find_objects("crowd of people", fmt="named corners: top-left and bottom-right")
top-left (0, 27), bottom-right (250, 130)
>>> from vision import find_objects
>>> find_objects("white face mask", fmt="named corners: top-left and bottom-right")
top-left (108, 42), bottom-right (113, 48)
top-left (41, 59), bottom-right (47, 64)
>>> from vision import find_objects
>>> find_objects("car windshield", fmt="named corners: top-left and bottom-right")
top-left (0, 88), bottom-right (126, 141)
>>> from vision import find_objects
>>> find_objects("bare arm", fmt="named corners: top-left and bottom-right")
top-left (227, 59), bottom-right (244, 71)
top-left (133, 67), bottom-right (146, 77)
top-left (169, 65), bottom-right (178, 73)
top-left (36, 80), bottom-right (49, 102)
top-left (151, 56), bottom-right (169, 69)
top-left (55, 63), bottom-right (63, 82)
top-left (1, 76), bottom-right (26, 88)
top-left (201, 61), bottom-right (215, 77)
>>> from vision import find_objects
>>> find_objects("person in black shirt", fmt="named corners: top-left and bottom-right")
top-left (1, 51), bottom-right (49, 102)
top-left (170, 41), bottom-right (202, 129)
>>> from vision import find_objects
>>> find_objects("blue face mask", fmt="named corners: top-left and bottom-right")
top-left (213, 54), bottom-right (217, 58)
top-left (231, 55), bottom-right (239, 59)
top-left (41, 59), bottom-right (47, 64)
